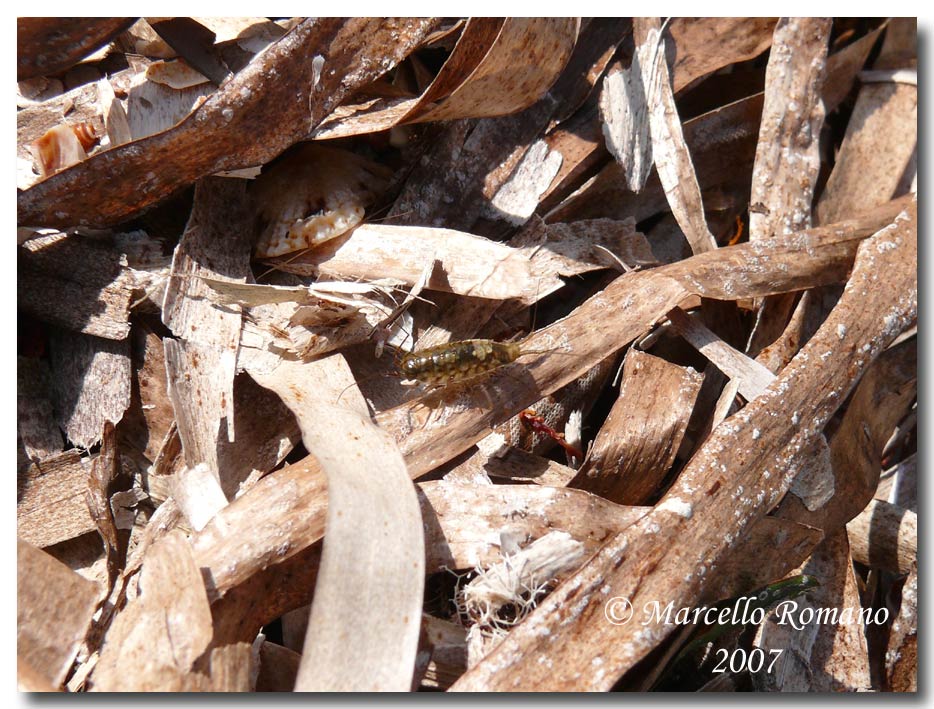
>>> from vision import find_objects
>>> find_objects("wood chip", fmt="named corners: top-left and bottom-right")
top-left (17, 356), bottom-right (62, 463)
top-left (17, 450), bottom-right (94, 549)
top-left (18, 231), bottom-right (134, 340)
top-left (17, 539), bottom-right (101, 688)
top-left (91, 530), bottom-right (214, 690)
top-left (48, 329), bottom-right (131, 449)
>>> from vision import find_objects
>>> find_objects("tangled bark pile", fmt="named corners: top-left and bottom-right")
top-left (17, 17), bottom-right (916, 692)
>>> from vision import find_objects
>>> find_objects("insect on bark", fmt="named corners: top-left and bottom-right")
top-left (397, 336), bottom-right (572, 388)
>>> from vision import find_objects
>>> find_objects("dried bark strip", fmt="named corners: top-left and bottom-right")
top-left (549, 92), bottom-right (763, 224)
top-left (516, 216), bottom-right (656, 280)
top-left (635, 17), bottom-right (717, 255)
top-left (275, 223), bottom-right (559, 301)
top-left (18, 18), bottom-right (440, 228)
top-left (422, 616), bottom-right (468, 690)
top-left (776, 334), bottom-right (916, 532)
top-left (311, 19), bottom-right (501, 138)
top-left (749, 18), bottom-right (830, 241)
top-left (846, 498), bottom-right (916, 575)
top-left (314, 18), bottom-right (578, 138)
top-left (121, 327), bottom-right (175, 462)
top-left (416, 18), bottom-right (579, 123)
top-left (380, 199), bottom-right (907, 477)
top-left (816, 21), bottom-right (917, 225)
top-left (667, 307), bottom-right (775, 401)
top-left (541, 17), bottom-right (774, 211)
top-left (85, 422), bottom-right (133, 587)
top-left (885, 565), bottom-right (917, 691)
top-left (418, 482), bottom-right (648, 572)
top-left (450, 203), bottom-right (915, 691)
top-left (569, 349), bottom-right (702, 505)
top-left (197, 466), bottom-right (823, 650)
top-left (17, 539), bottom-right (101, 688)
top-left (666, 18), bottom-right (776, 92)
top-left (876, 452), bottom-right (916, 511)
top-left (162, 177), bottom-right (252, 474)
top-left (18, 232), bottom-right (134, 340)
top-left (17, 17), bottom-right (134, 80)
top-left (256, 641), bottom-right (301, 692)
top-left (599, 61), bottom-right (653, 192)
top-left (822, 23), bottom-right (887, 114)
top-left (700, 517), bottom-right (823, 606)
top-left (164, 341), bottom-right (230, 495)
top-left (207, 642), bottom-right (253, 692)
top-left (390, 20), bottom-right (616, 233)
top-left (202, 481), bottom-right (649, 648)
top-left (163, 346), bottom-right (297, 502)
top-left (249, 356), bottom-right (424, 692)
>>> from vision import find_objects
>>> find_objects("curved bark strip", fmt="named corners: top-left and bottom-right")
top-left (18, 18), bottom-right (440, 229)
top-left (17, 17), bottom-right (136, 81)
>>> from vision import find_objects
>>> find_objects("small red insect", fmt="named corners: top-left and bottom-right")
top-left (518, 408), bottom-right (583, 460)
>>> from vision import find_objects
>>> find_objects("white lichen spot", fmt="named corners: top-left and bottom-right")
top-left (791, 411), bottom-right (800, 426)
top-left (657, 497), bottom-right (693, 519)
top-left (752, 428), bottom-right (761, 440)
top-left (876, 239), bottom-right (898, 253)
